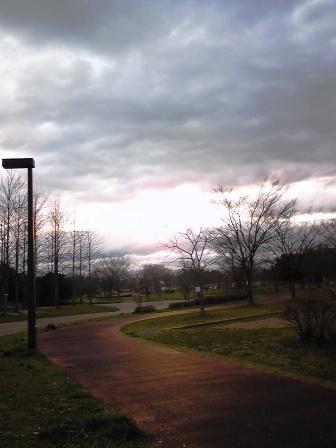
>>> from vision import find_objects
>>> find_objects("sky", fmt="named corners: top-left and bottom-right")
top-left (0, 0), bottom-right (335, 261)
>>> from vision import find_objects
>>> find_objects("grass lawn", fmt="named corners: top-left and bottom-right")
top-left (122, 301), bottom-right (286, 334)
top-left (0, 333), bottom-right (147, 448)
top-left (94, 292), bottom-right (186, 303)
top-left (123, 301), bottom-right (336, 385)
top-left (136, 291), bottom-right (185, 301)
top-left (0, 304), bottom-right (118, 323)
top-left (120, 289), bottom-right (242, 302)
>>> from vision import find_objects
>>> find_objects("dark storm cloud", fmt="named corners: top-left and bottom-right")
top-left (0, 0), bottom-right (181, 54)
top-left (0, 0), bottom-right (335, 201)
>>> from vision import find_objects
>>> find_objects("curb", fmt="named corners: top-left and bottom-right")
top-left (168, 311), bottom-right (282, 330)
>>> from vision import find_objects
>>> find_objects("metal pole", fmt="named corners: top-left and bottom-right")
top-left (27, 167), bottom-right (36, 350)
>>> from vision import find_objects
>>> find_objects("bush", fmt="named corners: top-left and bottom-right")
top-left (37, 273), bottom-right (72, 306)
top-left (134, 305), bottom-right (157, 313)
top-left (282, 297), bottom-right (336, 345)
top-left (169, 301), bottom-right (192, 309)
top-left (44, 323), bottom-right (57, 331)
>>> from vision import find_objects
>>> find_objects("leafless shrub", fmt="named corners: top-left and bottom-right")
top-left (282, 297), bottom-right (336, 345)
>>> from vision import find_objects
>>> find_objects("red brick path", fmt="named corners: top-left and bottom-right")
top-left (39, 317), bottom-right (336, 448)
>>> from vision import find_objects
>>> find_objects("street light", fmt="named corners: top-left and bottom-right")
top-left (2, 158), bottom-right (36, 350)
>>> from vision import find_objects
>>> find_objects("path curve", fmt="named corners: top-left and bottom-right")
top-left (39, 316), bottom-right (336, 448)
top-left (0, 300), bottom-right (176, 336)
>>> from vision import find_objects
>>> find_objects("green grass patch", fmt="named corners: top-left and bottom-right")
top-left (129, 289), bottom-right (238, 302)
top-left (122, 300), bottom-right (336, 384)
top-left (36, 304), bottom-right (118, 318)
top-left (122, 301), bottom-right (287, 335)
top-left (0, 333), bottom-right (147, 448)
top-left (143, 326), bottom-right (336, 383)
top-left (0, 304), bottom-right (118, 323)
top-left (0, 312), bottom-right (26, 323)
top-left (137, 291), bottom-right (185, 301)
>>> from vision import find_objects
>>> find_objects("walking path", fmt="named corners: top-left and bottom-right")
top-left (0, 300), bottom-right (176, 336)
top-left (39, 314), bottom-right (336, 448)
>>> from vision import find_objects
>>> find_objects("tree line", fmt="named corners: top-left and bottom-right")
top-left (164, 179), bottom-right (336, 313)
top-left (76, 178), bottom-right (336, 314)
top-left (0, 170), bottom-right (100, 309)
top-left (0, 171), bottom-right (181, 310)
top-left (2, 173), bottom-right (336, 312)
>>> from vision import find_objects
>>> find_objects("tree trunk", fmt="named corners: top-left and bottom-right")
top-left (247, 283), bottom-right (254, 305)
top-left (15, 238), bottom-right (19, 312)
top-left (290, 280), bottom-right (296, 299)
top-left (246, 272), bottom-right (254, 305)
top-left (274, 280), bottom-right (279, 293)
top-left (54, 246), bottom-right (60, 308)
top-left (183, 289), bottom-right (188, 305)
top-left (78, 237), bottom-right (82, 303)
top-left (199, 285), bottom-right (205, 316)
top-left (54, 271), bottom-right (59, 308)
top-left (22, 235), bottom-right (27, 307)
top-left (72, 233), bottom-right (76, 305)
top-left (88, 256), bottom-right (92, 305)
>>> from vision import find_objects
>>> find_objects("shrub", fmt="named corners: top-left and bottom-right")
top-left (282, 297), bottom-right (336, 345)
top-left (168, 301), bottom-right (194, 309)
top-left (44, 323), bottom-right (58, 331)
top-left (134, 305), bottom-right (157, 313)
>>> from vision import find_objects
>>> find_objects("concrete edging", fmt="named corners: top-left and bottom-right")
top-left (168, 311), bottom-right (282, 330)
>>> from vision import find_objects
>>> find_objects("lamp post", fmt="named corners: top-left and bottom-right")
top-left (2, 158), bottom-right (36, 350)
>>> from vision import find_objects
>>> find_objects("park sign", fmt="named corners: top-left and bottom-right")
top-left (2, 158), bottom-right (35, 169)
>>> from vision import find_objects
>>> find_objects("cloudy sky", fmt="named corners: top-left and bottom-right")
top-left (0, 0), bottom-right (335, 259)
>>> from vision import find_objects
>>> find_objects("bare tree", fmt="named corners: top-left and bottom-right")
top-left (47, 199), bottom-right (67, 307)
top-left (0, 171), bottom-right (24, 266)
top-left (59, 215), bottom-right (100, 305)
top-left (213, 180), bottom-right (295, 305)
top-left (76, 230), bottom-right (85, 303)
top-left (12, 186), bottom-right (26, 310)
top-left (139, 263), bottom-right (170, 299)
top-left (175, 267), bottom-right (194, 304)
top-left (85, 230), bottom-right (101, 303)
top-left (95, 254), bottom-right (130, 297)
top-left (321, 219), bottom-right (336, 248)
top-left (164, 227), bottom-right (215, 315)
top-left (68, 221), bottom-right (86, 303)
top-left (271, 221), bottom-right (318, 298)
top-left (0, 171), bottom-right (25, 311)
top-left (33, 187), bottom-right (48, 274)
top-left (69, 217), bottom-right (79, 303)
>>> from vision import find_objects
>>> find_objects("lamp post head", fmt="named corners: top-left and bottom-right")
top-left (2, 158), bottom-right (35, 169)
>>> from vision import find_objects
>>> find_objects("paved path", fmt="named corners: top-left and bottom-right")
top-left (0, 300), bottom-right (176, 336)
top-left (40, 315), bottom-right (336, 448)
